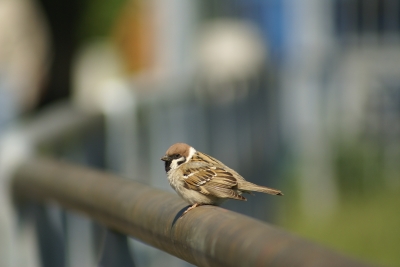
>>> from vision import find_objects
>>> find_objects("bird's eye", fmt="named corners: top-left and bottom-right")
top-left (173, 154), bottom-right (180, 159)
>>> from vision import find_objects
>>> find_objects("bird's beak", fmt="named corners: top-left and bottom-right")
top-left (161, 155), bottom-right (170, 161)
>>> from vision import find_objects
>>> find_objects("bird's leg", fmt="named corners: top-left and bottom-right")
top-left (183, 203), bottom-right (201, 215)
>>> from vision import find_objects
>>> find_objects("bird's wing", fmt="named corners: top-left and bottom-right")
top-left (181, 164), bottom-right (246, 201)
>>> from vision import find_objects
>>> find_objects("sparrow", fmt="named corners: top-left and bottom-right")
top-left (161, 143), bottom-right (283, 215)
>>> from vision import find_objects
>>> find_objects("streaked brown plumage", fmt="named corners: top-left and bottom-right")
top-left (161, 143), bottom-right (283, 214)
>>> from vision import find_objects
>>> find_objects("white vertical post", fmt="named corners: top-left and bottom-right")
top-left (282, 0), bottom-right (339, 220)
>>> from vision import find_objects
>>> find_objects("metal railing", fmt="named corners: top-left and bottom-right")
top-left (12, 157), bottom-right (371, 267)
top-left (0, 102), bottom-right (374, 267)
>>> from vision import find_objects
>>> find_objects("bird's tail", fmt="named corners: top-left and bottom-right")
top-left (239, 181), bottom-right (283, 196)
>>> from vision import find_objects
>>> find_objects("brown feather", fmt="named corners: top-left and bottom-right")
top-left (182, 164), bottom-right (243, 201)
top-left (206, 186), bottom-right (246, 201)
top-left (180, 150), bottom-right (283, 201)
top-left (165, 143), bottom-right (191, 158)
top-left (238, 181), bottom-right (283, 196)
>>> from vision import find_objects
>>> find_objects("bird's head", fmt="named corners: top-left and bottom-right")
top-left (161, 143), bottom-right (196, 172)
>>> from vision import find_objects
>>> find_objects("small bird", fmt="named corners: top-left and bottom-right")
top-left (161, 143), bottom-right (283, 215)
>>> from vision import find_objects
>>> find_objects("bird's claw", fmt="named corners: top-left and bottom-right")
top-left (181, 203), bottom-right (200, 217)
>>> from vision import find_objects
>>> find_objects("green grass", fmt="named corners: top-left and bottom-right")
top-left (279, 191), bottom-right (400, 267)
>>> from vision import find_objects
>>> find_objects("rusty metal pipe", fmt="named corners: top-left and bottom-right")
top-left (12, 158), bottom-right (371, 267)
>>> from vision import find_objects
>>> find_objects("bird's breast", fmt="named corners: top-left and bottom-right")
top-left (167, 170), bottom-right (184, 191)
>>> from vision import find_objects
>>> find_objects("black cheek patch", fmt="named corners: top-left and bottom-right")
top-left (177, 157), bottom-right (186, 166)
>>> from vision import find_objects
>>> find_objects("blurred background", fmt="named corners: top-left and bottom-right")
top-left (1, 0), bottom-right (400, 266)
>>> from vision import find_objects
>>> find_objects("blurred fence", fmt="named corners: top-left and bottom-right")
top-left (3, 1), bottom-right (400, 266)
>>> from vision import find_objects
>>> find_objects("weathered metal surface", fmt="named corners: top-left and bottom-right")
top-left (12, 158), bottom-right (372, 267)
